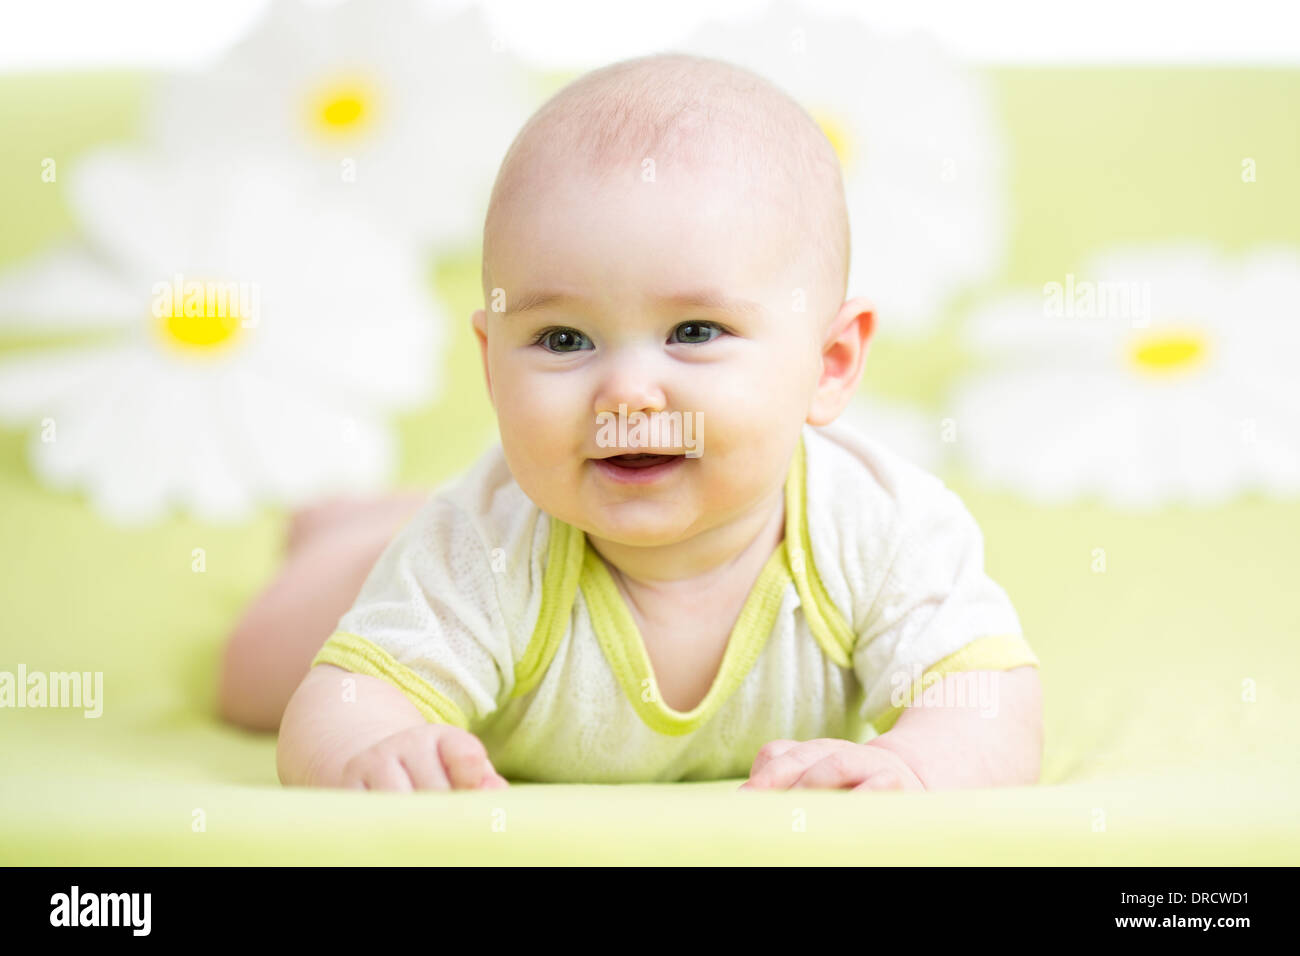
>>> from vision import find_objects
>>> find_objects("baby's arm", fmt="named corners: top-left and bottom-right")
top-left (220, 492), bottom-right (430, 732)
top-left (866, 666), bottom-right (1042, 789)
top-left (741, 453), bottom-right (1045, 792)
top-left (277, 664), bottom-right (507, 791)
top-left (740, 666), bottom-right (1042, 791)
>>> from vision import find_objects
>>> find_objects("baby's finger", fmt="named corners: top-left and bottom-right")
top-left (399, 744), bottom-right (452, 791)
top-left (747, 739), bottom-right (800, 778)
top-left (438, 731), bottom-right (492, 789)
top-left (481, 770), bottom-right (510, 790)
top-left (741, 740), bottom-right (843, 790)
top-left (791, 749), bottom-right (878, 790)
top-left (361, 756), bottom-right (415, 793)
top-left (851, 769), bottom-right (905, 792)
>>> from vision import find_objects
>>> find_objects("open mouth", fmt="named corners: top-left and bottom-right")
top-left (600, 453), bottom-right (681, 469)
top-left (591, 452), bottom-right (687, 484)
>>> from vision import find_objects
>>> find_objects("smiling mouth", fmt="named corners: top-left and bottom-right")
top-left (598, 453), bottom-right (683, 469)
top-left (590, 452), bottom-right (687, 484)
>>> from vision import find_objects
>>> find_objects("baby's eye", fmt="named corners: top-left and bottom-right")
top-left (670, 321), bottom-right (725, 345)
top-left (534, 327), bottom-right (592, 353)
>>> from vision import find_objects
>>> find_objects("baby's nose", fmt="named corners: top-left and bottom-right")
top-left (592, 350), bottom-right (668, 415)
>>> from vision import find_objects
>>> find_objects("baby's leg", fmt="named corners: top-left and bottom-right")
top-left (218, 490), bottom-right (429, 732)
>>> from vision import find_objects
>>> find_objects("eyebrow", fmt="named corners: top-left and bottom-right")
top-left (504, 289), bottom-right (765, 318)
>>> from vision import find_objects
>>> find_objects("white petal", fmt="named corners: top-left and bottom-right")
top-left (26, 353), bottom-right (148, 495)
top-left (0, 344), bottom-right (138, 426)
top-left (66, 147), bottom-right (204, 279)
top-left (963, 289), bottom-right (1121, 362)
top-left (229, 368), bottom-right (395, 504)
top-left (0, 245), bottom-right (141, 330)
top-left (83, 377), bottom-right (183, 523)
top-left (145, 0), bottom-right (539, 248)
top-left (952, 368), bottom-right (1144, 507)
top-left (132, 363), bottom-right (258, 523)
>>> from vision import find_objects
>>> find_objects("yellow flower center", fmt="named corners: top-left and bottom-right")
top-left (155, 280), bottom-right (248, 354)
top-left (1128, 328), bottom-right (1208, 377)
top-left (811, 109), bottom-right (854, 169)
top-left (311, 77), bottom-right (375, 137)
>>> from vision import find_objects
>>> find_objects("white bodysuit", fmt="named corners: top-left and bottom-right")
top-left (312, 421), bottom-right (1040, 782)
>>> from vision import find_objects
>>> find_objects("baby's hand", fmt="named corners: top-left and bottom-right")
top-left (341, 724), bottom-right (509, 792)
top-left (737, 738), bottom-right (925, 792)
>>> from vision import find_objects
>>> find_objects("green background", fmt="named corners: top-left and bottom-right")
top-left (1, 69), bottom-right (1297, 864)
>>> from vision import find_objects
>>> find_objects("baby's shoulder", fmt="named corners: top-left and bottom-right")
top-left (387, 442), bottom-right (552, 610)
top-left (435, 441), bottom-right (545, 545)
top-left (803, 419), bottom-right (959, 546)
top-left (405, 439), bottom-right (543, 541)
top-left (801, 420), bottom-right (983, 629)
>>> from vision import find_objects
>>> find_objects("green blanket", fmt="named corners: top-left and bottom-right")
top-left (2, 69), bottom-right (1297, 865)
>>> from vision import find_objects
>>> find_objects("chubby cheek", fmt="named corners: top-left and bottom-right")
top-left (491, 359), bottom-right (588, 469)
top-left (699, 424), bottom-right (795, 510)
top-left (686, 350), bottom-right (810, 447)
top-left (686, 362), bottom-right (812, 502)
top-left (680, 406), bottom-right (787, 511)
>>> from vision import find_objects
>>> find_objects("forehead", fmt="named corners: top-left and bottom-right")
top-left (488, 157), bottom-right (794, 299)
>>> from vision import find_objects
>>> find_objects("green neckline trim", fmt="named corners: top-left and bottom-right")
top-left (512, 430), bottom-right (857, 733)
top-left (511, 516), bottom-right (585, 699)
top-left (579, 533), bottom-right (792, 737)
top-left (784, 435), bottom-right (855, 668)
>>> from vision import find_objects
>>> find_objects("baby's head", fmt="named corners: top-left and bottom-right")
top-left (473, 53), bottom-right (874, 550)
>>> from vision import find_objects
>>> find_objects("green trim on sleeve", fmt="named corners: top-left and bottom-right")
top-left (786, 433), bottom-right (855, 669)
top-left (866, 633), bottom-right (1041, 736)
top-left (511, 515), bottom-right (586, 699)
top-left (311, 630), bottom-right (471, 729)
top-left (580, 539), bottom-right (792, 737)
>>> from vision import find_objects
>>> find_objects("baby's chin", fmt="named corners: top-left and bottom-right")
top-left (551, 499), bottom-right (703, 549)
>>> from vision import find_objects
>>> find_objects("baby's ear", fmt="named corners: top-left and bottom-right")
top-left (807, 297), bottom-right (874, 426)
top-left (471, 309), bottom-right (494, 406)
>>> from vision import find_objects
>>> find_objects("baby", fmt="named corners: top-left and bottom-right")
top-left (259, 52), bottom-right (1042, 792)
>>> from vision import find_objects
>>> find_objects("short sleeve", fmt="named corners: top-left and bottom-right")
top-left (310, 494), bottom-right (517, 730)
top-left (851, 478), bottom-right (1039, 738)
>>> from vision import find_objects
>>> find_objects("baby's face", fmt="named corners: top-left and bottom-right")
top-left (475, 160), bottom-right (831, 548)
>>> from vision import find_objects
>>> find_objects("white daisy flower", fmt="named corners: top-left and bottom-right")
top-left (145, 0), bottom-right (538, 250)
top-left (680, 0), bottom-right (1008, 337)
top-left (949, 243), bottom-right (1300, 509)
top-left (0, 147), bottom-right (444, 524)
